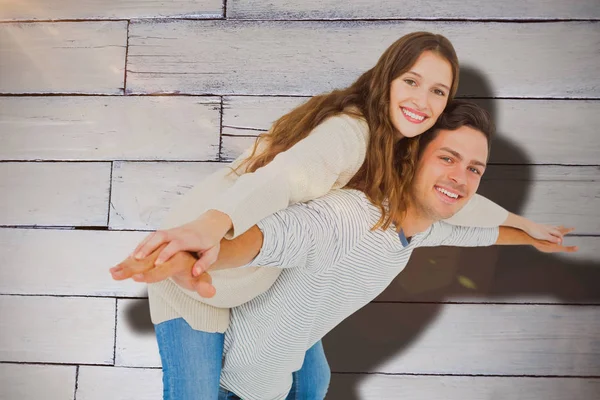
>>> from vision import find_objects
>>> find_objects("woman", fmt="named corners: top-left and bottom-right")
top-left (114, 32), bottom-right (561, 399)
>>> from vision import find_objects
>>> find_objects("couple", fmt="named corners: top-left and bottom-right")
top-left (111, 32), bottom-right (575, 399)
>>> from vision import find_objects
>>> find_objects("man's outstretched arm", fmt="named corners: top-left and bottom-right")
top-left (496, 226), bottom-right (578, 253)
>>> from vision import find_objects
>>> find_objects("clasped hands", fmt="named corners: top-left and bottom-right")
top-left (110, 244), bottom-right (217, 298)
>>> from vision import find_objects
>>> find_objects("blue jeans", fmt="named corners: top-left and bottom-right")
top-left (155, 318), bottom-right (330, 400)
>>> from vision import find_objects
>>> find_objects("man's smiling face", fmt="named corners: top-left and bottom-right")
top-left (410, 125), bottom-right (489, 222)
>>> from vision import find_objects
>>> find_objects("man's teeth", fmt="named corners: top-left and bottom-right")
top-left (436, 187), bottom-right (459, 199)
top-left (402, 108), bottom-right (425, 121)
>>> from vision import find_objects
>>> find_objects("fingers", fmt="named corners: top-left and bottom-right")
top-left (132, 252), bottom-right (197, 283)
top-left (192, 246), bottom-right (220, 276)
top-left (155, 239), bottom-right (183, 265)
top-left (194, 273), bottom-right (216, 298)
top-left (110, 257), bottom-right (154, 281)
top-left (131, 232), bottom-right (154, 258)
top-left (134, 230), bottom-right (169, 260)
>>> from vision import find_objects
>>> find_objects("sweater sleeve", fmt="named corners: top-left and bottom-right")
top-left (419, 222), bottom-right (500, 248)
top-left (441, 193), bottom-right (509, 228)
top-left (206, 114), bottom-right (369, 239)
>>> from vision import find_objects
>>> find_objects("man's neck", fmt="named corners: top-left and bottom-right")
top-left (400, 207), bottom-right (434, 238)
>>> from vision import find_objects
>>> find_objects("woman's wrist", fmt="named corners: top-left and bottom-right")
top-left (202, 209), bottom-right (234, 237)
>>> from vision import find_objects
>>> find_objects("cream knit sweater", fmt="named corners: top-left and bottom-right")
top-left (147, 113), bottom-right (508, 333)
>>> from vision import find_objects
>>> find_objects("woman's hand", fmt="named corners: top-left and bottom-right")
top-left (110, 244), bottom-right (216, 298)
top-left (505, 212), bottom-right (564, 244)
top-left (132, 209), bottom-right (233, 276)
top-left (530, 226), bottom-right (578, 253)
top-left (522, 220), bottom-right (565, 244)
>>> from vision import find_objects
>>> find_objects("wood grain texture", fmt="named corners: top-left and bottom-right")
top-left (0, 295), bottom-right (115, 364)
top-left (377, 236), bottom-right (600, 304)
top-left (0, 22), bottom-right (126, 94)
top-left (0, 0), bottom-right (222, 21)
top-left (0, 228), bottom-right (147, 297)
top-left (229, 0), bottom-right (600, 20)
top-left (0, 162), bottom-right (111, 226)
top-left (478, 166), bottom-right (600, 235)
top-left (0, 364), bottom-right (76, 400)
top-left (126, 20), bottom-right (600, 98)
top-left (115, 299), bottom-right (161, 368)
top-left (77, 366), bottom-right (162, 400)
top-left (109, 161), bottom-right (224, 229)
top-left (328, 374), bottom-right (600, 400)
top-left (0, 96), bottom-right (221, 161)
top-left (324, 303), bottom-right (600, 375)
top-left (220, 135), bottom-right (257, 162)
top-left (223, 97), bottom-right (600, 165)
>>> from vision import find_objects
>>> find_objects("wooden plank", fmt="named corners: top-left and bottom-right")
top-left (328, 374), bottom-right (600, 400)
top-left (323, 303), bottom-right (600, 375)
top-left (0, 228), bottom-right (148, 297)
top-left (478, 166), bottom-right (600, 235)
top-left (222, 96), bottom-right (307, 135)
top-left (0, 22), bottom-right (126, 94)
top-left (0, 0), bottom-right (222, 21)
top-left (223, 97), bottom-right (600, 165)
top-left (0, 364), bottom-right (76, 400)
top-left (77, 366), bottom-right (161, 400)
top-left (229, 0), bottom-right (600, 20)
top-left (109, 161), bottom-right (223, 230)
top-left (377, 237), bottom-right (600, 304)
top-left (220, 135), bottom-right (257, 162)
top-left (0, 295), bottom-right (115, 364)
top-left (126, 20), bottom-right (600, 98)
top-left (0, 162), bottom-right (111, 226)
top-left (0, 96), bottom-right (221, 161)
top-left (115, 299), bottom-right (161, 368)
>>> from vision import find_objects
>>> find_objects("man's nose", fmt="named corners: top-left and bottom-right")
top-left (447, 166), bottom-right (467, 186)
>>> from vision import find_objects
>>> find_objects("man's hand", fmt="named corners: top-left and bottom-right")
top-left (110, 244), bottom-right (216, 298)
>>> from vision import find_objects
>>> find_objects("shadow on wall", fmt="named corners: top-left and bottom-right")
top-left (324, 66), bottom-right (600, 398)
top-left (122, 67), bottom-right (600, 399)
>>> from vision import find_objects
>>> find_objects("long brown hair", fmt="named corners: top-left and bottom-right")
top-left (233, 32), bottom-right (459, 230)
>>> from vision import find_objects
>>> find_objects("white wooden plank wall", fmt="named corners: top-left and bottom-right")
top-left (0, 1), bottom-right (598, 399)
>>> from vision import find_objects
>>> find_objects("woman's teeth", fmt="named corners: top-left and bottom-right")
top-left (402, 108), bottom-right (425, 121)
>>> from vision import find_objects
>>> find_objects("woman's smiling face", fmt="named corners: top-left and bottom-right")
top-left (388, 50), bottom-right (454, 139)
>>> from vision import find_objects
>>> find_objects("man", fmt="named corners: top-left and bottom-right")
top-left (112, 101), bottom-right (576, 400)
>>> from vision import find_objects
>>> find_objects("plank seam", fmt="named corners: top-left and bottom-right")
top-left (218, 97), bottom-right (224, 161)
top-left (330, 371), bottom-right (600, 378)
top-left (73, 365), bottom-right (79, 400)
top-left (0, 361), bottom-right (597, 378)
top-left (123, 20), bottom-right (130, 94)
top-left (113, 299), bottom-right (118, 366)
top-left (107, 162), bottom-right (114, 229)
top-left (1, 293), bottom-right (598, 306)
top-left (0, 93), bottom-right (598, 101)
top-left (0, 17), bottom-right (225, 24)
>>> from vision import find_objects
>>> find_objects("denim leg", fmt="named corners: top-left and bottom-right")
top-left (286, 340), bottom-right (331, 400)
top-left (155, 318), bottom-right (224, 400)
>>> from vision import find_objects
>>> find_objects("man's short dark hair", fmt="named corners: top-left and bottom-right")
top-left (417, 100), bottom-right (495, 158)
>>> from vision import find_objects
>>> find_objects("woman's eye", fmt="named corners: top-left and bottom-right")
top-left (404, 79), bottom-right (416, 86)
top-left (433, 88), bottom-right (446, 97)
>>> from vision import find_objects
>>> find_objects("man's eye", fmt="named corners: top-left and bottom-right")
top-left (441, 157), bottom-right (452, 163)
top-left (469, 167), bottom-right (481, 175)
